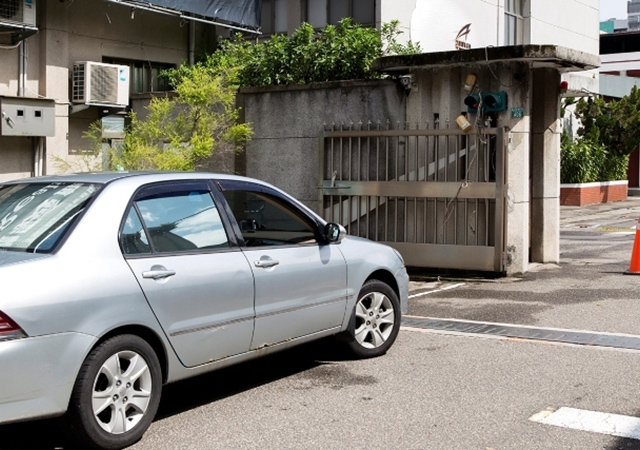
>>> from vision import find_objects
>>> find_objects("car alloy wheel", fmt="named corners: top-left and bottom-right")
top-left (355, 290), bottom-right (395, 349)
top-left (344, 280), bottom-right (401, 358)
top-left (91, 349), bottom-right (153, 433)
top-left (66, 334), bottom-right (162, 450)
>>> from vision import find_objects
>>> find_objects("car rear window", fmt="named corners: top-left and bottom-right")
top-left (0, 182), bottom-right (99, 253)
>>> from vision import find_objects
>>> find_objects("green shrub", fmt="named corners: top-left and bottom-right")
top-left (165, 19), bottom-right (421, 88)
top-left (561, 134), bottom-right (629, 183)
top-left (600, 152), bottom-right (630, 181)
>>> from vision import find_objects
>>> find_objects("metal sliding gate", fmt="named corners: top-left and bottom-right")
top-left (319, 123), bottom-right (507, 272)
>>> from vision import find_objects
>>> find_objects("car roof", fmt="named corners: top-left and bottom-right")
top-left (2, 171), bottom-right (260, 186)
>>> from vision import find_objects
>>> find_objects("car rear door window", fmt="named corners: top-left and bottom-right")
top-left (122, 188), bottom-right (230, 255)
top-left (122, 207), bottom-right (151, 255)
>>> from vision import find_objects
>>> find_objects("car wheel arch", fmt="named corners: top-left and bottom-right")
top-left (86, 325), bottom-right (168, 385)
top-left (364, 269), bottom-right (400, 299)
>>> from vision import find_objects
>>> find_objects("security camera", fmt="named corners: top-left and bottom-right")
top-left (398, 74), bottom-right (413, 95)
top-left (399, 74), bottom-right (413, 87)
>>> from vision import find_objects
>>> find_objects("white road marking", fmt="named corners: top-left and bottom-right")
top-left (408, 282), bottom-right (465, 299)
top-left (530, 407), bottom-right (640, 440)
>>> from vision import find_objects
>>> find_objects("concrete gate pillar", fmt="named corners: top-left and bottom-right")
top-left (356, 45), bottom-right (598, 274)
top-left (530, 68), bottom-right (561, 264)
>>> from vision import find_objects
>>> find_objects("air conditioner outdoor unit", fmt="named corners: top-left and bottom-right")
top-left (0, 0), bottom-right (36, 27)
top-left (72, 62), bottom-right (130, 108)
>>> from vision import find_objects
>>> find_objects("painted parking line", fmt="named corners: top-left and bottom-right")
top-left (408, 282), bottom-right (465, 299)
top-left (530, 407), bottom-right (640, 441)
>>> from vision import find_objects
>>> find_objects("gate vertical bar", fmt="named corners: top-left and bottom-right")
top-left (493, 128), bottom-right (507, 272)
top-left (318, 130), bottom-right (326, 217)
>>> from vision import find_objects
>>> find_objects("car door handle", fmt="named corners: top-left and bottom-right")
top-left (254, 259), bottom-right (279, 268)
top-left (142, 267), bottom-right (177, 280)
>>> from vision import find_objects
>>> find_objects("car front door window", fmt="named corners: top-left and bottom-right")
top-left (221, 190), bottom-right (316, 247)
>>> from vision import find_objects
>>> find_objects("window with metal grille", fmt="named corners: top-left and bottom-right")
top-left (102, 58), bottom-right (174, 94)
top-left (260, 0), bottom-right (288, 35)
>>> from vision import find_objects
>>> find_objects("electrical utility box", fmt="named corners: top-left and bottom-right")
top-left (0, 96), bottom-right (55, 137)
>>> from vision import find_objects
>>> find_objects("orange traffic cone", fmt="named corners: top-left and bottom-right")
top-left (626, 219), bottom-right (640, 275)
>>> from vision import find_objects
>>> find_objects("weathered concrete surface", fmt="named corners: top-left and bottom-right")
top-left (237, 79), bottom-right (406, 212)
top-left (374, 45), bottom-right (600, 74)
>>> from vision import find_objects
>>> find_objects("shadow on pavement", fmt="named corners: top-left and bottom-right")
top-left (0, 338), bottom-right (348, 450)
top-left (606, 437), bottom-right (640, 450)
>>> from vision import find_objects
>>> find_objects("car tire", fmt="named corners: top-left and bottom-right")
top-left (342, 280), bottom-right (401, 359)
top-left (65, 334), bottom-right (162, 450)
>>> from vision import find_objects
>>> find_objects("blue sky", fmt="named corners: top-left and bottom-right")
top-left (601, 0), bottom-right (628, 21)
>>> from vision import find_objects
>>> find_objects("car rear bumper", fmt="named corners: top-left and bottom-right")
top-left (0, 332), bottom-right (96, 424)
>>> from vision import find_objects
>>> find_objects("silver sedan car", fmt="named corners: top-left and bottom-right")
top-left (0, 172), bottom-right (408, 449)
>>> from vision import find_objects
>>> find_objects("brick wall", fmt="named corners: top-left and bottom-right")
top-left (560, 181), bottom-right (628, 206)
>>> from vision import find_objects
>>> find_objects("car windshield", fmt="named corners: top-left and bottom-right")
top-left (0, 182), bottom-right (99, 253)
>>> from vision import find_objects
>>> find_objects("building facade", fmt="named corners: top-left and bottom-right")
top-left (0, 0), bottom-right (219, 182)
top-left (257, 0), bottom-right (599, 98)
top-left (259, 0), bottom-right (598, 54)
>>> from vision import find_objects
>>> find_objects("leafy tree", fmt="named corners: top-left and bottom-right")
top-left (574, 86), bottom-right (640, 157)
top-left (110, 65), bottom-right (251, 172)
top-left (380, 21), bottom-right (422, 56)
top-left (561, 87), bottom-right (640, 182)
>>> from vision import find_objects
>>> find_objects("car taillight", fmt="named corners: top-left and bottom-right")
top-left (0, 311), bottom-right (26, 341)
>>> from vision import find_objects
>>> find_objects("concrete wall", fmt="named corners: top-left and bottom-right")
top-left (0, 138), bottom-right (34, 182)
top-left (600, 52), bottom-right (640, 98)
top-left (600, 74), bottom-right (640, 100)
top-left (238, 80), bottom-right (406, 213)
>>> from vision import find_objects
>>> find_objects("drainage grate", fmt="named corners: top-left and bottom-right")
top-left (401, 316), bottom-right (640, 351)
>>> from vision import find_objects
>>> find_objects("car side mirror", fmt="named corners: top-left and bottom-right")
top-left (324, 222), bottom-right (346, 243)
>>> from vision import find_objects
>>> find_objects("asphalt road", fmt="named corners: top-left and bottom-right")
top-left (4, 202), bottom-right (640, 450)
